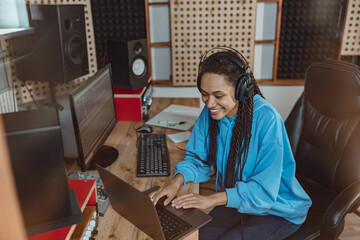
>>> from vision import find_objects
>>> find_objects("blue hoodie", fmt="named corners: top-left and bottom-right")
top-left (174, 95), bottom-right (312, 225)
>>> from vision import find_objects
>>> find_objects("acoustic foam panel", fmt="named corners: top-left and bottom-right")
top-left (277, 0), bottom-right (346, 79)
top-left (90, 0), bottom-right (146, 68)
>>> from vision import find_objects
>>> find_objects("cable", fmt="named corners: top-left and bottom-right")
top-left (134, 126), bottom-right (140, 148)
top-left (24, 81), bottom-right (40, 109)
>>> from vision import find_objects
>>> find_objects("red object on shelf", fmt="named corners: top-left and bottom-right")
top-left (68, 180), bottom-right (97, 209)
top-left (28, 179), bottom-right (96, 240)
top-left (113, 86), bottom-right (146, 121)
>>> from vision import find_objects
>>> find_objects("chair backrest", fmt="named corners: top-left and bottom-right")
top-left (285, 60), bottom-right (360, 197)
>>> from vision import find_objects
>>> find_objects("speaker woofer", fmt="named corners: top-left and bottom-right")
top-left (65, 34), bottom-right (86, 68)
top-left (132, 57), bottom-right (146, 77)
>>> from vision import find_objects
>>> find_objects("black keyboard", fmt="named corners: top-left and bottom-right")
top-left (137, 134), bottom-right (170, 177)
top-left (156, 205), bottom-right (192, 240)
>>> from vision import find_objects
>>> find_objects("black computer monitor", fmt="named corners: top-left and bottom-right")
top-left (1, 108), bottom-right (82, 236)
top-left (69, 65), bottom-right (118, 171)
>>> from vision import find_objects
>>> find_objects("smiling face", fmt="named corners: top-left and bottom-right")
top-left (200, 73), bottom-right (239, 120)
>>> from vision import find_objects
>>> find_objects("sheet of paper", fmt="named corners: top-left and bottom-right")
top-left (167, 131), bottom-right (191, 143)
top-left (146, 104), bottom-right (202, 131)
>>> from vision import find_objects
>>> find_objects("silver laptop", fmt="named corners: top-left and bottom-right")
top-left (97, 165), bottom-right (212, 240)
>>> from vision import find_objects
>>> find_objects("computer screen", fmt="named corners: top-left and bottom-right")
top-left (69, 64), bottom-right (118, 171)
top-left (1, 108), bottom-right (82, 236)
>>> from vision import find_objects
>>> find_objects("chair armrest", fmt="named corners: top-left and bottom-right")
top-left (320, 181), bottom-right (360, 239)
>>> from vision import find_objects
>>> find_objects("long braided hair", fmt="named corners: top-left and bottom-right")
top-left (199, 51), bottom-right (264, 188)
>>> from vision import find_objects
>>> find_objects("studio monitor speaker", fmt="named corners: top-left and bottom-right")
top-left (107, 38), bottom-right (149, 90)
top-left (12, 4), bottom-right (89, 83)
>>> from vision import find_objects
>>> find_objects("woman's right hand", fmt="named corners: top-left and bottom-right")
top-left (149, 174), bottom-right (184, 206)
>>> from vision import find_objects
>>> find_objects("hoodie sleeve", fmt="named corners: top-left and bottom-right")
top-left (174, 107), bottom-right (212, 185)
top-left (225, 108), bottom-right (286, 214)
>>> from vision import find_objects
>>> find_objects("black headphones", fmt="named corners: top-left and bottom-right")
top-left (197, 46), bottom-right (254, 102)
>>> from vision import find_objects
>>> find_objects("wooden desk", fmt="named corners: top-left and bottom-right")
top-left (92, 98), bottom-right (200, 240)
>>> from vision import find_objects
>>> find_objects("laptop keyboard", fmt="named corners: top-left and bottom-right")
top-left (156, 205), bottom-right (192, 240)
top-left (137, 134), bottom-right (170, 177)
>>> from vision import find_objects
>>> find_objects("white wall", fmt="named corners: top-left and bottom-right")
top-left (152, 85), bottom-right (304, 120)
top-left (0, 1), bottom-right (29, 28)
top-left (259, 85), bottom-right (303, 120)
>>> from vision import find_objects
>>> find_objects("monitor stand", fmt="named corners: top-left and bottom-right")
top-left (88, 146), bottom-right (119, 170)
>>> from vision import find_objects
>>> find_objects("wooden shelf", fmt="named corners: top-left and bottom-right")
top-left (70, 206), bottom-right (97, 240)
top-left (258, 0), bottom-right (280, 2)
top-left (254, 40), bottom-right (277, 44)
top-left (150, 42), bottom-right (171, 47)
top-left (0, 28), bottom-right (34, 40)
top-left (152, 80), bottom-right (173, 86)
top-left (257, 79), bottom-right (304, 85)
top-left (148, 2), bottom-right (169, 6)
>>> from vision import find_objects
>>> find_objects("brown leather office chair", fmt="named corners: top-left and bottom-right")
top-left (284, 60), bottom-right (360, 240)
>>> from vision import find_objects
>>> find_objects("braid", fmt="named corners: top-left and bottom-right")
top-left (226, 103), bottom-right (242, 187)
top-left (208, 118), bottom-right (219, 171)
top-left (239, 97), bottom-right (254, 182)
top-left (250, 71), bottom-right (264, 98)
top-left (197, 50), bottom-right (263, 188)
top-left (223, 96), bottom-right (254, 188)
top-left (183, 118), bottom-right (218, 172)
top-left (196, 99), bottom-right (255, 188)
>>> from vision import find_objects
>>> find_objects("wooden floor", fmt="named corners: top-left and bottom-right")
top-left (342, 212), bottom-right (360, 239)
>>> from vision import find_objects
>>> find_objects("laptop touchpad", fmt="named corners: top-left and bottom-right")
top-left (159, 197), bottom-right (191, 217)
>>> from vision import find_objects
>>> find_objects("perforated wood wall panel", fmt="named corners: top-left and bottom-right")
top-left (170, 0), bottom-right (256, 86)
top-left (9, 0), bottom-right (97, 104)
top-left (341, 0), bottom-right (360, 55)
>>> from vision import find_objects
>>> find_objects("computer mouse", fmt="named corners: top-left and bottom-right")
top-left (136, 125), bottom-right (153, 133)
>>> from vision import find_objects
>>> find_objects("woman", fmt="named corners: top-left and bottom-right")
top-left (150, 47), bottom-right (312, 240)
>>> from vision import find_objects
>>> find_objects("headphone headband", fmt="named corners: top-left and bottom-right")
top-left (198, 46), bottom-right (251, 74)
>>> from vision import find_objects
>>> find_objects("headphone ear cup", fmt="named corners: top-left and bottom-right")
top-left (235, 75), bottom-right (250, 102)
top-left (245, 82), bottom-right (254, 99)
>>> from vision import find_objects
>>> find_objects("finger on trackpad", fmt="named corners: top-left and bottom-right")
top-left (164, 203), bottom-right (190, 216)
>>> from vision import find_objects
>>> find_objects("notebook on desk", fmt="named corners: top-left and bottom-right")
top-left (146, 104), bottom-right (202, 131)
top-left (97, 165), bottom-right (212, 240)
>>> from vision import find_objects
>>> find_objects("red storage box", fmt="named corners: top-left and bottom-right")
top-left (113, 86), bottom-right (145, 121)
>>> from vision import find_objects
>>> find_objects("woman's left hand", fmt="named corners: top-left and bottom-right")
top-left (171, 193), bottom-right (215, 210)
